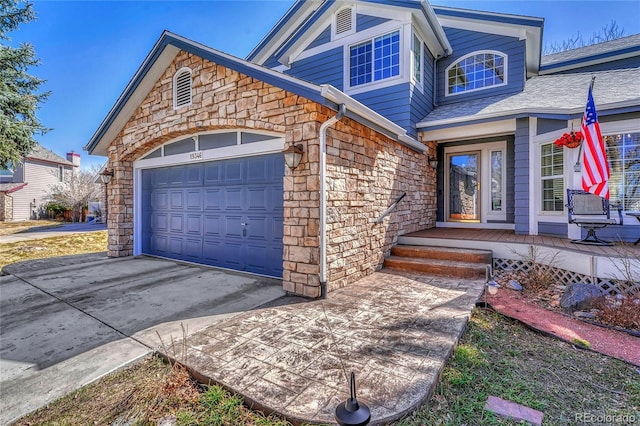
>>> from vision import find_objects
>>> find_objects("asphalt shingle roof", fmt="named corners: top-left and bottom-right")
top-left (27, 144), bottom-right (74, 166)
top-left (541, 33), bottom-right (640, 67)
top-left (419, 67), bottom-right (640, 127)
top-left (0, 183), bottom-right (27, 193)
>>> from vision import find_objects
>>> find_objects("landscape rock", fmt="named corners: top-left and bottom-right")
top-left (573, 311), bottom-right (596, 319)
top-left (506, 280), bottom-right (523, 291)
top-left (560, 283), bottom-right (604, 312)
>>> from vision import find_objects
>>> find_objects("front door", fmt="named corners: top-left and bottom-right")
top-left (444, 142), bottom-right (508, 225)
top-left (447, 152), bottom-right (480, 222)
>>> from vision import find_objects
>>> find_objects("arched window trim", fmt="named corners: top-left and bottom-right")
top-left (173, 67), bottom-right (193, 109)
top-left (445, 50), bottom-right (508, 97)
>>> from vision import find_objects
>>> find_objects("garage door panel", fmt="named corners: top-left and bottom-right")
top-left (170, 167), bottom-right (185, 185)
top-left (187, 166), bottom-right (203, 185)
top-left (142, 153), bottom-right (283, 278)
top-left (154, 213), bottom-right (168, 232)
top-left (224, 187), bottom-right (243, 210)
top-left (170, 191), bottom-right (184, 209)
top-left (204, 163), bottom-right (222, 185)
top-left (169, 237), bottom-right (183, 256)
top-left (247, 186), bottom-right (268, 211)
top-left (187, 189), bottom-right (203, 210)
top-left (204, 215), bottom-right (221, 236)
top-left (247, 216), bottom-right (268, 241)
top-left (224, 160), bottom-right (243, 183)
top-left (245, 244), bottom-right (268, 274)
top-left (154, 190), bottom-right (169, 210)
top-left (204, 189), bottom-right (221, 211)
top-left (170, 214), bottom-right (184, 233)
top-left (186, 214), bottom-right (202, 236)
top-left (224, 216), bottom-right (244, 239)
top-left (185, 239), bottom-right (202, 260)
top-left (247, 156), bottom-right (269, 181)
top-left (152, 235), bottom-right (169, 254)
top-left (273, 217), bottom-right (284, 239)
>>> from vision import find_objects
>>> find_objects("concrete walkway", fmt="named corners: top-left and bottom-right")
top-left (1, 222), bottom-right (107, 243)
top-left (168, 269), bottom-right (485, 425)
top-left (0, 254), bottom-right (285, 425)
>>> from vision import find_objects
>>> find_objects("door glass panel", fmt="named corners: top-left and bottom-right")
top-left (448, 153), bottom-right (479, 221)
top-left (491, 151), bottom-right (503, 212)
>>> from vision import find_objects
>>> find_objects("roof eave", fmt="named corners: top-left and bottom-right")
top-left (417, 99), bottom-right (640, 131)
top-left (321, 85), bottom-right (426, 152)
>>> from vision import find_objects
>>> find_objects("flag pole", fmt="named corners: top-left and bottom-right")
top-left (573, 76), bottom-right (596, 172)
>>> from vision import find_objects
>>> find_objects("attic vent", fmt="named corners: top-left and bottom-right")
top-left (335, 8), bottom-right (353, 35)
top-left (174, 68), bottom-right (192, 108)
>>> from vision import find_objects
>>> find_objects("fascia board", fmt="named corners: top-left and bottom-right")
top-left (246, 0), bottom-right (315, 64)
top-left (86, 31), bottom-right (329, 156)
top-left (85, 34), bottom-right (180, 156)
top-left (321, 85), bottom-right (427, 152)
top-left (417, 99), bottom-right (640, 130)
top-left (539, 47), bottom-right (640, 75)
top-left (436, 15), bottom-right (543, 74)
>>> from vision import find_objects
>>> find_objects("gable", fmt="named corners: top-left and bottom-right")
top-left (253, 0), bottom-right (450, 69)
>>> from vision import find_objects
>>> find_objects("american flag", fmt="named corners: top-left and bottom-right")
top-left (581, 83), bottom-right (609, 199)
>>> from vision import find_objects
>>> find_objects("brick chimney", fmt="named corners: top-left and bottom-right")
top-left (66, 151), bottom-right (81, 168)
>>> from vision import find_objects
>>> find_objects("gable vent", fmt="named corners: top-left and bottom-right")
top-left (335, 8), bottom-right (353, 35)
top-left (174, 68), bottom-right (192, 108)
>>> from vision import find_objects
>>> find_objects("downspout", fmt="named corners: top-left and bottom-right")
top-left (319, 103), bottom-right (346, 299)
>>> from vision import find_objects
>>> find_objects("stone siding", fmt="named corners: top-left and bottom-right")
top-left (103, 49), bottom-right (435, 297)
top-left (323, 121), bottom-right (436, 292)
top-left (0, 193), bottom-right (12, 221)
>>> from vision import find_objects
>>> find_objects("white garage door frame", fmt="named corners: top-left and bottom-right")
top-left (132, 133), bottom-right (285, 257)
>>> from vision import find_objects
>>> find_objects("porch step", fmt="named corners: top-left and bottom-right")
top-left (384, 245), bottom-right (492, 279)
top-left (390, 245), bottom-right (492, 264)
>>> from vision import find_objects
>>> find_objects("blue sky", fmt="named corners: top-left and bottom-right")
top-left (11, 0), bottom-right (640, 170)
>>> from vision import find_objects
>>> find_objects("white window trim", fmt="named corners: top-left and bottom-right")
top-left (411, 29), bottom-right (424, 91)
top-left (538, 141), bottom-right (566, 216)
top-left (173, 67), bottom-right (193, 109)
top-left (332, 6), bottom-right (356, 40)
top-left (343, 25), bottom-right (407, 95)
top-left (444, 50), bottom-right (508, 97)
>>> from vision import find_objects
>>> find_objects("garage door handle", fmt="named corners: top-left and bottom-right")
top-left (241, 222), bottom-right (248, 226)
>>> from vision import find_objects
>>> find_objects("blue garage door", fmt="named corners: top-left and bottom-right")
top-left (141, 154), bottom-right (284, 278)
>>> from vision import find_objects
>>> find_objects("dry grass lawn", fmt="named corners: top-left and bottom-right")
top-left (15, 309), bottom-right (640, 425)
top-left (0, 231), bottom-right (107, 271)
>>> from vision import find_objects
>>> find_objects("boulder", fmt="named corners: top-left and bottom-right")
top-left (560, 283), bottom-right (604, 312)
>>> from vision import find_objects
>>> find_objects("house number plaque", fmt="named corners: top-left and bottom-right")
top-left (189, 151), bottom-right (203, 160)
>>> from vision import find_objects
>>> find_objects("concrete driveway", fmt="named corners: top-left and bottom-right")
top-left (0, 253), bottom-right (285, 424)
top-left (1, 222), bottom-right (107, 244)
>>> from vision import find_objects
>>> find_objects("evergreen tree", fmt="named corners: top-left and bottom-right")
top-left (0, 0), bottom-right (50, 169)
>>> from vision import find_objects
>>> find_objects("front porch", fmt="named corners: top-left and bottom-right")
top-left (397, 228), bottom-right (640, 295)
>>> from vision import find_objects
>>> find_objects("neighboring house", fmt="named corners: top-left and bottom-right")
top-left (0, 145), bottom-right (80, 221)
top-left (84, 0), bottom-right (640, 297)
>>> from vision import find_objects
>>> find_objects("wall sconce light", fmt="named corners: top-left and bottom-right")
top-left (100, 169), bottom-right (114, 184)
top-left (283, 144), bottom-right (304, 170)
top-left (428, 156), bottom-right (438, 170)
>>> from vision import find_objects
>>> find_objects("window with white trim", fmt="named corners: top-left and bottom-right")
top-left (349, 30), bottom-right (400, 88)
top-left (540, 143), bottom-right (564, 212)
top-left (605, 132), bottom-right (640, 211)
top-left (446, 51), bottom-right (506, 96)
top-left (411, 32), bottom-right (423, 86)
top-left (173, 67), bottom-right (192, 108)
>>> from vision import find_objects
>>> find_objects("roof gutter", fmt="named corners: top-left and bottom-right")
top-left (420, 1), bottom-right (452, 56)
top-left (319, 103), bottom-right (346, 298)
top-left (417, 98), bottom-right (640, 130)
top-left (320, 85), bottom-right (427, 153)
